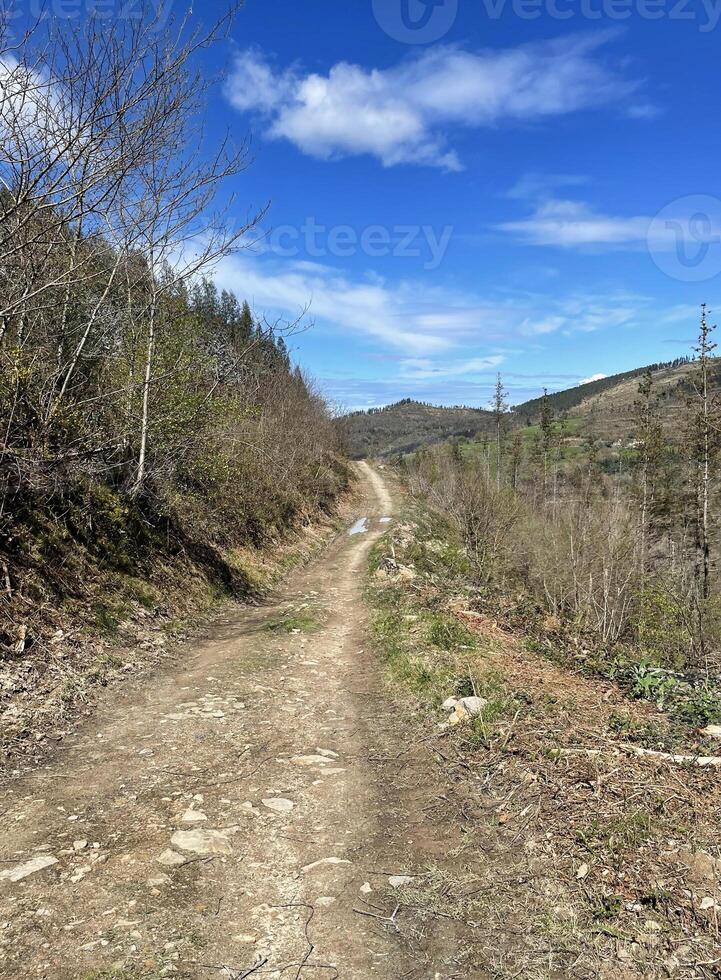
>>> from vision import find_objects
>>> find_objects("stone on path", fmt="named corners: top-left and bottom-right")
top-left (301, 857), bottom-right (351, 874)
top-left (179, 808), bottom-right (207, 825)
top-left (262, 798), bottom-right (295, 813)
top-left (0, 854), bottom-right (58, 882)
top-left (170, 829), bottom-right (233, 856)
top-left (156, 849), bottom-right (187, 868)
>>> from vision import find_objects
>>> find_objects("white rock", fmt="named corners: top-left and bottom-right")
top-left (170, 829), bottom-right (232, 856)
top-left (388, 875), bottom-right (414, 889)
top-left (442, 697), bottom-right (459, 711)
top-left (73, 840), bottom-right (88, 852)
top-left (156, 850), bottom-right (187, 868)
top-left (301, 857), bottom-right (351, 874)
top-left (360, 882), bottom-right (372, 894)
top-left (702, 725), bottom-right (721, 738)
top-left (290, 755), bottom-right (331, 767)
top-left (262, 799), bottom-right (295, 814)
top-left (0, 854), bottom-right (58, 882)
top-left (449, 697), bottom-right (488, 727)
top-left (458, 696), bottom-right (487, 716)
top-left (179, 809), bottom-right (207, 825)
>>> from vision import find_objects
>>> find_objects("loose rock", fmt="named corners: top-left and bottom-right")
top-left (0, 854), bottom-right (58, 882)
top-left (262, 798), bottom-right (295, 813)
top-left (156, 850), bottom-right (187, 868)
top-left (170, 829), bottom-right (232, 856)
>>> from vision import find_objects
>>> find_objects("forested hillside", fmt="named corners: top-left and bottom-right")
top-left (0, 11), bottom-right (346, 761)
top-left (342, 399), bottom-right (494, 458)
top-left (514, 357), bottom-right (695, 422)
top-left (345, 356), bottom-right (716, 458)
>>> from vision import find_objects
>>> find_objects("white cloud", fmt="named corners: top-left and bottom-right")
top-left (499, 197), bottom-right (721, 252)
top-left (211, 250), bottom-right (652, 358)
top-left (400, 355), bottom-right (504, 380)
top-left (225, 33), bottom-right (638, 170)
top-left (579, 373), bottom-right (609, 385)
top-left (499, 199), bottom-right (652, 247)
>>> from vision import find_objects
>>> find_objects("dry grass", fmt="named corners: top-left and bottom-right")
top-left (367, 503), bottom-right (721, 978)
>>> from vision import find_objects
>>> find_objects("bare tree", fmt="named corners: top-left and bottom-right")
top-left (491, 372), bottom-right (508, 490)
top-left (688, 305), bottom-right (718, 603)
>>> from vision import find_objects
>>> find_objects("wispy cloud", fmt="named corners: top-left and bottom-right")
top-left (212, 251), bottom-right (654, 360)
top-left (225, 34), bottom-right (639, 170)
top-left (499, 197), bottom-right (721, 252)
top-left (499, 199), bottom-right (652, 248)
top-left (399, 355), bottom-right (504, 380)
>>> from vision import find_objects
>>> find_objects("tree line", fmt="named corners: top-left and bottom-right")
top-left (404, 311), bottom-right (721, 683)
top-left (0, 6), bottom-right (345, 654)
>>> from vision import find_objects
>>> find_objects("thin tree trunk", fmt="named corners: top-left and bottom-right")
top-left (132, 294), bottom-right (157, 497)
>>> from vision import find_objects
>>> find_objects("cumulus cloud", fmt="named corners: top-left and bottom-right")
top-left (579, 372), bottom-right (609, 385)
top-left (225, 33), bottom-right (638, 169)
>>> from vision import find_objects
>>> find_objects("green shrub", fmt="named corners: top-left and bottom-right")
top-left (636, 587), bottom-right (692, 669)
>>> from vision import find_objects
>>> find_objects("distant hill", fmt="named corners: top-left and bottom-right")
top-left (343, 358), bottom-right (719, 458)
top-left (341, 399), bottom-right (494, 459)
top-left (514, 357), bottom-right (695, 424)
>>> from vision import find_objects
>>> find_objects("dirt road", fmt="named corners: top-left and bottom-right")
top-left (0, 463), bottom-right (468, 979)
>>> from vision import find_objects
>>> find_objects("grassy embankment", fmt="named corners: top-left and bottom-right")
top-left (365, 498), bottom-right (721, 978)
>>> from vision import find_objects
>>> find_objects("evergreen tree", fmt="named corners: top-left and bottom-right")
top-left (219, 289), bottom-right (241, 346)
top-left (238, 300), bottom-right (255, 345)
top-left (491, 373), bottom-right (508, 489)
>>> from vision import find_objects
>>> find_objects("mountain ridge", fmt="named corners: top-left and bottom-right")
top-left (342, 356), bottom-right (714, 458)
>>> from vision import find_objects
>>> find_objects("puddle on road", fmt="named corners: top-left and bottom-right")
top-left (348, 518), bottom-right (369, 536)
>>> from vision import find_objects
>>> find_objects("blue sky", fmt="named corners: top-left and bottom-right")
top-left (198, 0), bottom-right (720, 409)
